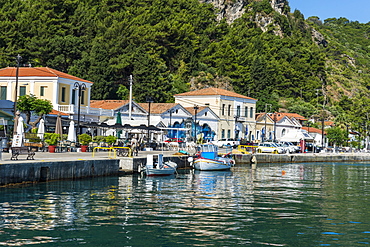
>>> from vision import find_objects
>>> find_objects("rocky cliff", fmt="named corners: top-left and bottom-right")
top-left (199, 0), bottom-right (288, 24)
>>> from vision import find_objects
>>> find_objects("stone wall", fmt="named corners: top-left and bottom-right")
top-left (0, 159), bottom-right (119, 186)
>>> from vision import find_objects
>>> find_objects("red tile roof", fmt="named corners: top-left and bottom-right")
top-left (174, 87), bottom-right (257, 100)
top-left (302, 127), bottom-right (326, 135)
top-left (48, 109), bottom-right (69, 116)
top-left (0, 67), bottom-right (93, 84)
top-left (138, 103), bottom-right (178, 114)
top-left (278, 112), bottom-right (307, 121)
top-left (90, 100), bottom-right (129, 110)
top-left (184, 106), bottom-right (207, 115)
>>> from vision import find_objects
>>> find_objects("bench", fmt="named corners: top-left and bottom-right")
top-left (10, 147), bottom-right (35, 160)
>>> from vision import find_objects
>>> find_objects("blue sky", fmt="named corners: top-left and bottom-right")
top-left (288, 0), bottom-right (370, 23)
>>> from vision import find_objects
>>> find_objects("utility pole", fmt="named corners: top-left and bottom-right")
top-left (193, 105), bottom-right (199, 142)
top-left (263, 104), bottom-right (271, 142)
top-left (13, 54), bottom-right (22, 120)
top-left (128, 75), bottom-right (133, 120)
top-left (146, 97), bottom-right (153, 145)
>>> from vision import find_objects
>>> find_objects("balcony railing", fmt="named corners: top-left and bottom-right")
top-left (57, 105), bottom-right (114, 117)
top-left (235, 116), bottom-right (247, 122)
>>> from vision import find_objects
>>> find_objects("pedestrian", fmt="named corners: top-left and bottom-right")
top-left (131, 137), bottom-right (138, 156)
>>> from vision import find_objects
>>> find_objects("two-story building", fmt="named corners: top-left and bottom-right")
top-left (0, 67), bottom-right (114, 123)
top-left (174, 87), bottom-right (257, 141)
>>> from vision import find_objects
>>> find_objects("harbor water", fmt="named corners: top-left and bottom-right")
top-left (1, 161), bottom-right (370, 246)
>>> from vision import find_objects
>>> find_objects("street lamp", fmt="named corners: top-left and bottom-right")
top-left (74, 82), bottom-right (86, 139)
top-left (263, 104), bottom-right (271, 142)
top-left (13, 54), bottom-right (22, 119)
top-left (273, 112), bottom-right (277, 142)
top-left (169, 109), bottom-right (174, 127)
top-left (193, 105), bottom-right (199, 142)
top-left (146, 97), bottom-right (154, 145)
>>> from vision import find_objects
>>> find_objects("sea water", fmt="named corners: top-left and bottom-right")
top-left (1, 162), bottom-right (370, 246)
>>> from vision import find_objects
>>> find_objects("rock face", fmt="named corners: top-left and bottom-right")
top-left (199, 0), bottom-right (288, 24)
top-left (199, 0), bottom-right (249, 24)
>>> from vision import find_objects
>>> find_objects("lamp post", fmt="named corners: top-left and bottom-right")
top-left (169, 109), bottom-right (174, 127)
top-left (273, 112), bottom-right (277, 142)
top-left (193, 105), bottom-right (199, 142)
top-left (346, 124), bottom-right (349, 147)
top-left (13, 54), bottom-right (22, 119)
top-left (263, 104), bottom-right (271, 142)
top-left (74, 82), bottom-right (86, 139)
top-left (146, 97), bottom-right (153, 145)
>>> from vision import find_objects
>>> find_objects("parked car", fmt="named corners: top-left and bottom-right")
top-left (256, 142), bottom-right (279, 154)
top-left (211, 138), bottom-right (240, 148)
top-left (280, 141), bottom-right (299, 153)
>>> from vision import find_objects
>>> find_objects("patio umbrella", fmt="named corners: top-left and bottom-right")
top-left (116, 112), bottom-right (122, 138)
top-left (37, 119), bottom-right (45, 140)
top-left (13, 111), bottom-right (20, 136)
top-left (55, 114), bottom-right (63, 140)
top-left (16, 116), bottom-right (24, 136)
top-left (67, 120), bottom-right (76, 142)
top-left (12, 114), bottom-right (24, 147)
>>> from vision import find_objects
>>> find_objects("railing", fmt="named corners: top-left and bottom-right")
top-left (57, 105), bottom-right (114, 117)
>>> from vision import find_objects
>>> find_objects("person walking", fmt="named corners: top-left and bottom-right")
top-left (131, 137), bottom-right (138, 156)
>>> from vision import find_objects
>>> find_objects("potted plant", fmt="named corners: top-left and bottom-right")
top-left (78, 133), bottom-right (92, 152)
top-left (105, 135), bottom-right (117, 146)
top-left (44, 133), bottom-right (60, 153)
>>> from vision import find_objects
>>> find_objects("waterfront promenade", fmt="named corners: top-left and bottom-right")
top-left (1, 149), bottom-right (370, 187)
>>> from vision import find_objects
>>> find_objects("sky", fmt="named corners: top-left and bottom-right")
top-left (288, 0), bottom-right (370, 23)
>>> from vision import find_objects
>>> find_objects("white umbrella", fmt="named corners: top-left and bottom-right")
top-left (67, 120), bottom-right (76, 142)
top-left (16, 116), bottom-right (24, 136)
top-left (37, 119), bottom-right (45, 140)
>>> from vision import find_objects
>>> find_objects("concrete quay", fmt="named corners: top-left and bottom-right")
top-left (0, 150), bottom-right (191, 186)
top-left (1, 149), bottom-right (370, 187)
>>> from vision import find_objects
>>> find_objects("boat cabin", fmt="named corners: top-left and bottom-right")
top-left (198, 144), bottom-right (218, 160)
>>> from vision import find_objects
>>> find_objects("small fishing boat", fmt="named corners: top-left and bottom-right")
top-left (142, 154), bottom-right (177, 176)
top-left (191, 144), bottom-right (235, 171)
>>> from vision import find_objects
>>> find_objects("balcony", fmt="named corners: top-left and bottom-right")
top-left (57, 105), bottom-right (114, 117)
top-left (235, 116), bottom-right (247, 122)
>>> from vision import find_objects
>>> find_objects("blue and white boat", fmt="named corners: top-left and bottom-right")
top-left (192, 144), bottom-right (235, 171)
top-left (143, 154), bottom-right (177, 176)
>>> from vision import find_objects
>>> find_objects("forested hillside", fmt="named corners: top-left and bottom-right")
top-left (1, 0), bottom-right (369, 132)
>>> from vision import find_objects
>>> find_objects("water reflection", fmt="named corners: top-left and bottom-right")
top-left (0, 162), bottom-right (370, 246)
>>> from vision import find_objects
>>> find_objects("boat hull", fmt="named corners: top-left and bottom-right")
top-left (193, 158), bottom-right (233, 171)
top-left (146, 168), bottom-right (176, 176)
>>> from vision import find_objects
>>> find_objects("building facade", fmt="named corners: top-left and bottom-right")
top-left (174, 87), bottom-right (257, 141)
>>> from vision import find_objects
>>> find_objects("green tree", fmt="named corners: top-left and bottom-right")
top-left (17, 94), bottom-right (53, 128)
top-left (326, 127), bottom-right (346, 147)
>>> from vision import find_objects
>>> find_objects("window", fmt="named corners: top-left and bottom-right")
top-left (0, 86), bottom-right (6, 100)
top-left (205, 103), bottom-right (209, 106)
top-left (221, 129), bottom-right (225, 139)
top-left (222, 104), bottom-right (225, 115)
top-left (228, 104), bottom-right (231, 116)
top-left (72, 89), bottom-right (76, 104)
top-left (245, 106), bottom-right (248, 117)
top-left (19, 86), bottom-right (26, 96)
top-left (40, 86), bottom-right (45, 96)
top-left (81, 91), bottom-right (85, 105)
top-left (250, 107), bottom-right (254, 119)
top-left (227, 129), bottom-right (231, 138)
top-left (61, 87), bottom-right (66, 102)
top-left (236, 105), bottom-right (241, 117)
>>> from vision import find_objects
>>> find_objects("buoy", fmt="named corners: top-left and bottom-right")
top-left (282, 170), bottom-right (286, 176)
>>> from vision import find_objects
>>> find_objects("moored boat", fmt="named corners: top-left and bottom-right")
top-left (143, 154), bottom-right (177, 176)
top-left (192, 144), bottom-right (235, 171)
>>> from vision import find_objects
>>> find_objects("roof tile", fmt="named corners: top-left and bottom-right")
top-left (0, 67), bottom-right (93, 84)
top-left (174, 87), bottom-right (257, 100)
